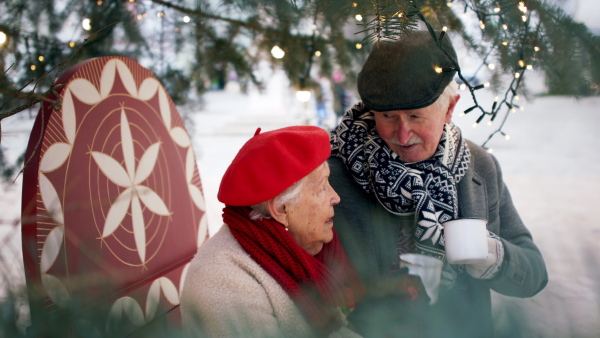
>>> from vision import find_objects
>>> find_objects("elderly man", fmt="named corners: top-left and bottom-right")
top-left (329, 30), bottom-right (548, 337)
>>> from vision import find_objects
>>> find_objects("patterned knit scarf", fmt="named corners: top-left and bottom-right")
top-left (330, 102), bottom-right (471, 286)
top-left (224, 206), bottom-right (364, 335)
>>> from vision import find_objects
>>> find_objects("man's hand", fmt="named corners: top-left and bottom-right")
top-left (466, 234), bottom-right (505, 279)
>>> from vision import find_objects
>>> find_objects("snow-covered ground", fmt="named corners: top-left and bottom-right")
top-left (1, 67), bottom-right (599, 336)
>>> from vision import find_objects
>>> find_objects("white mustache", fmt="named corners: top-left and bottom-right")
top-left (387, 136), bottom-right (423, 147)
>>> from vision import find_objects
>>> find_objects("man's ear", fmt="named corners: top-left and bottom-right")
top-left (267, 198), bottom-right (287, 225)
top-left (445, 94), bottom-right (460, 123)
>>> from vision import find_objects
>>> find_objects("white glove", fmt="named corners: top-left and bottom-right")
top-left (466, 233), bottom-right (505, 279)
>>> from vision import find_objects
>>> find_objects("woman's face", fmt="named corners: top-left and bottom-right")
top-left (285, 163), bottom-right (340, 256)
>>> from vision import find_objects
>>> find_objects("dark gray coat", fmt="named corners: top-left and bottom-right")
top-left (329, 140), bottom-right (548, 337)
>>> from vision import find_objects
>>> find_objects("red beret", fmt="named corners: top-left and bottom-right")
top-left (218, 126), bottom-right (331, 206)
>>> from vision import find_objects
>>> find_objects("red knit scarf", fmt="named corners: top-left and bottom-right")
top-left (223, 205), bottom-right (364, 335)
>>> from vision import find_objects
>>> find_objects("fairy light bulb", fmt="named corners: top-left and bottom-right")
top-left (442, 26), bottom-right (448, 32)
top-left (0, 31), bottom-right (7, 46)
top-left (484, 82), bottom-right (490, 88)
top-left (487, 148), bottom-right (493, 153)
top-left (488, 63), bottom-right (495, 70)
top-left (494, 6), bottom-right (501, 13)
top-left (459, 84), bottom-right (467, 90)
top-left (502, 24), bottom-right (508, 30)
top-left (352, 2), bottom-right (357, 7)
top-left (356, 43), bottom-right (362, 49)
top-left (514, 72), bottom-right (520, 78)
top-left (434, 66), bottom-right (443, 74)
top-left (137, 14), bottom-right (143, 20)
top-left (157, 12), bottom-right (164, 18)
top-left (38, 56), bottom-right (44, 62)
top-left (527, 65), bottom-right (533, 70)
top-left (504, 133), bottom-right (511, 140)
top-left (183, 16), bottom-right (191, 23)
top-left (296, 90), bottom-right (311, 102)
top-left (502, 41), bottom-right (508, 46)
top-left (82, 18), bottom-right (92, 31)
top-left (519, 2), bottom-right (528, 13)
top-left (534, 46), bottom-right (540, 52)
top-left (479, 21), bottom-right (486, 29)
top-left (315, 51), bottom-right (321, 57)
top-left (30, 65), bottom-right (36, 70)
top-left (446, 2), bottom-right (452, 7)
top-left (522, 15), bottom-right (527, 22)
top-left (355, 14), bottom-right (363, 21)
top-left (518, 60), bottom-right (525, 68)
top-left (515, 95), bottom-right (520, 101)
top-left (271, 45), bottom-right (285, 59)
top-left (69, 41), bottom-right (75, 48)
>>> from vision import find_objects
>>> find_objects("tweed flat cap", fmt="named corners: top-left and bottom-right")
top-left (218, 126), bottom-right (331, 206)
top-left (357, 30), bottom-right (458, 111)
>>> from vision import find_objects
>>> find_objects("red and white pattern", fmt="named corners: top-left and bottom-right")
top-left (22, 57), bottom-right (208, 330)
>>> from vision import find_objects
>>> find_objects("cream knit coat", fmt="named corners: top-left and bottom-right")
top-left (180, 224), bottom-right (360, 338)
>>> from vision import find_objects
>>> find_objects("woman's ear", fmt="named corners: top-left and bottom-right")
top-left (267, 198), bottom-right (287, 226)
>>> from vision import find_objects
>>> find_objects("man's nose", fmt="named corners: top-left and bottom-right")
top-left (395, 120), bottom-right (412, 144)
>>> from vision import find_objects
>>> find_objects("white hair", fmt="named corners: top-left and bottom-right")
top-left (249, 162), bottom-right (328, 221)
top-left (430, 80), bottom-right (459, 113)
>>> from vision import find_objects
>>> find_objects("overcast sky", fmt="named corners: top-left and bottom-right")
top-left (557, 0), bottom-right (600, 33)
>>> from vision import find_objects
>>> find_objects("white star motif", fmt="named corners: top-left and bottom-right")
top-left (91, 109), bottom-right (170, 264)
top-left (418, 210), bottom-right (444, 244)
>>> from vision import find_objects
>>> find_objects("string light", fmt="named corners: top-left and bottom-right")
top-left (526, 65), bottom-right (533, 70)
top-left (183, 16), bottom-right (191, 23)
top-left (459, 84), bottom-right (467, 90)
top-left (502, 24), bottom-right (508, 30)
top-left (69, 41), bottom-right (75, 48)
top-left (534, 46), bottom-right (540, 52)
top-left (514, 95), bottom-right (520, 101)
top-left (38, 56), bottom-right (44, 62)
top-left (352, 2), bottom-right (357, 7)
top-left (271, 45), bottom-right (285, 59)
top-left (0, 31), bottom-right (7, 47)
top-left (502, 41), bottom-right (508, 46)
top-left (518, 2), bottom-right (528, 13)
top-left (446, 2), bottom-right (452, 7)
top-left (157, 12), bottom-right (164, 18)
top-left (355, 14), bottom-right (363, 21)
top-left (137, 14), bottom-right (143, 20)
top-left (502, 132), bottom-right (511, 140)
top-left (296, 90), bottom-right (311, 102)
top-left (479, 20), bottom-right (486, 30)
top-left (30, 65), bottom-right (36, 70)
top-left (97, 0), bottom-right (103, 5)
top-left (442, 26), bottom-right (448, 32)
top-left (494, 6), bottom-right (501, 13)
top-left (82, 18), bottom-right (92, 31)
top-left (463, 105), bottom-right (477, 115)
top-left (315, 51), bottom-right (321, 57)
top-left (522, 15), bottom-right (527, 22)
top-left (514, 72), bottom-right (520, 78)
top-left (312, 24), bottom-right (317, 30)
top-left (488, 63), bottom-right (495, 70)
top-left (356, 43), bottom-right (362, 49)
top-left (491, 96), bottom-right (499, 111)
top-left (434, 66), bottom-right (443, 73)
top-left (473, 114), bottom-right (485, 128)
top-left (487, 148), bottom-right (493, 153)
top-left (518, 60), bottom-right (525, 68)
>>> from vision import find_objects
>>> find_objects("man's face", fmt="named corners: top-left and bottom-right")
top-left (373, 94), bottom-right (459, 163)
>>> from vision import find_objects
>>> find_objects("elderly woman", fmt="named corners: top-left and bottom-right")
top-left (180, 126), bottom-right (364, 337)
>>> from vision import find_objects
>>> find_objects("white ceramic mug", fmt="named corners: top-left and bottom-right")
top-left (443, 218), bottom-right (488, 264)
top-left (399, 253), bottom-right (443, 305)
